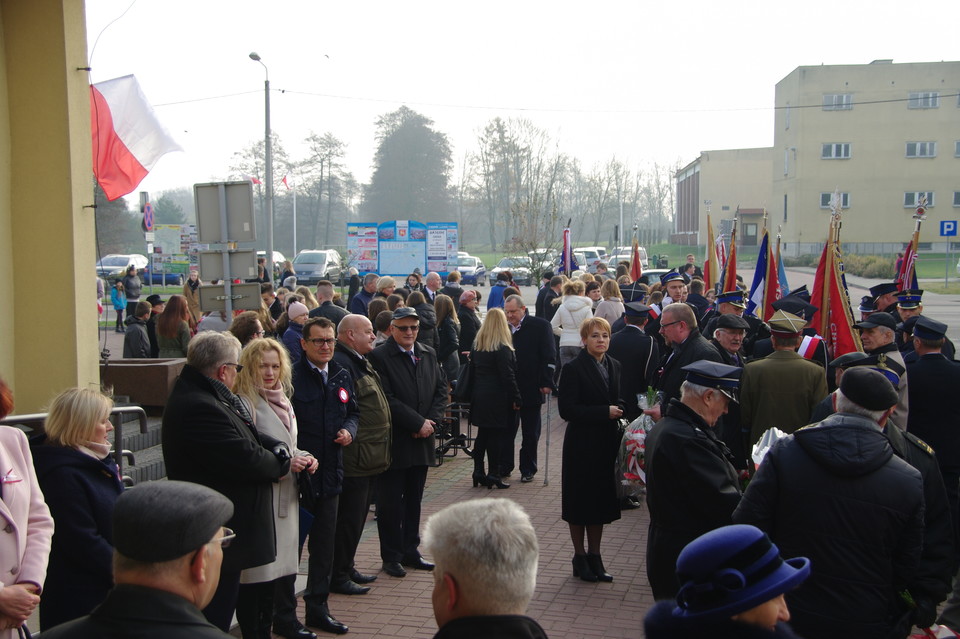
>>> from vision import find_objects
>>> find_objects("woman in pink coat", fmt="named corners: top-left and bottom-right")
top-left (0, 378), bottom-right (54, 637)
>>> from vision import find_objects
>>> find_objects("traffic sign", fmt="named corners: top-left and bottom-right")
top-left (941, 220), bottom-right (957, 237)
top-left (143, 202), bottom-right (154, 232)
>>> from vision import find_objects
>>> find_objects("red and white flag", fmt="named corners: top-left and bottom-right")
top-left (282, 175), bottom-right (293, 190)
top-left (797, 335), bottom-right (823, 360)
top-left (243, 174), bottom-right (263, 185)
top-left (90, 75), bottom-right (182, 201)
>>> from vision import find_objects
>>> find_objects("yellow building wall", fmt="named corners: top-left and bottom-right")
top-left (698, 147), bottom-right (774, 235)
top-left (0, 0), bottom-right (98, 412)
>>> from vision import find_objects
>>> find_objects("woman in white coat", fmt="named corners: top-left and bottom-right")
top-left (234, 339), bottom-right (318, 639)
top-left (551, 280), bottom-right (594, 368)
top-left (0, 378), bottom-right (54, 637)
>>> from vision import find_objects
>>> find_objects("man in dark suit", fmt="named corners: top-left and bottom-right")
top-left (161, 331), bottom-right (291, 631)
top-left (701, 290), bottom-right (770, 356)
top-left (608, 302), bottom-right (658, 422)
top-left (502, 295), bottom-right (556, 482)
top-left (710, 313), bottom-right (750, 469)
top-left (534, 271), bottom-right (558, 319)
top-left (369, 308), bottom-right (447, 578)
top-left (309, 280), bottom-right (348, 328)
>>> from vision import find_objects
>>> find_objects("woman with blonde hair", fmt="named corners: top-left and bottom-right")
top-left (469, 308), bottom-right (521, 490)
top-left (595, 279), bottom-right (625, 325)
top-left (552, 280), bottom-right (593, 367)
top-left (295, 286), bottom-right (319, 310)
top-left (234, 338), bottom-right (318, 639)
top-left (31, 387), bottom-right (122, 630)
top-left (157, 294), bottom-right (192, 358)
top-left (375, 275), bottom-right (396, 299)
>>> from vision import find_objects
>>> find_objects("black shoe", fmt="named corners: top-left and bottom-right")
top-left (487, 476), bottom-right (510, 489)
top-left (274, 622), bottom-right (317, 639)
top-left (620, 497), bottom-right (641, 510)
top-left (382, 561), bottom-right (407, 578)
top-left (305, 609), bottom-right (349, 636)
top-left (329, 580), bottom-right (370, 595)
top-left (572, 554), bottom-right (598, 582)
top-left (401, 556), bottom-right (435, 571)
top-left (587, 553), bottom-right (613, 582)
top-left (472, 471), bottom-right (493, 488)
top-left (349, 570), bottom-right (377, 584)
top-left (520, 474), bottom-right (535, 483)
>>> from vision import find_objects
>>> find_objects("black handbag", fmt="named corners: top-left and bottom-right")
top-left (297, 471), bottom-right (317, 513)
top-left (451, 359), bottom-right (474, 402)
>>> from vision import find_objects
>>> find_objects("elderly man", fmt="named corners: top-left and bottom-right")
top-left (291, 317), bottom-right (358, 635)
top-left (741, 310), bottom-right (828, 445)
top-left (348, 273), bottom-right (378, 316)
top-left (42, 481), bottom-right (235, 639)
top-left (330, 314), bottom-right (393, 595)
top-left (647, 302), bottom-right (722, 421)
top-left (501, 295), bottom-right (556, 481)
top-left (423, 498), bottom-right (548, 639)
top-left (369, 307), bottom-right (447, 578)
top-left (710, 314), bottom-right (750, 469)
top-left (423, 271), bottom-right (443, 304)
top-left (309, 280), bottom-right (349, 327)
top-left (162, 331), bottom-right (291, 631)
top-left (734, 368), bottom-right (925, 639)
top-left (644, 361), bottom-right (744, 599)
top-left (855, 312), bottom-right (909, 429)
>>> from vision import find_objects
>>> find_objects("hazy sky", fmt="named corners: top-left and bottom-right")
top-left (86, 0), bottom-right (959, 202)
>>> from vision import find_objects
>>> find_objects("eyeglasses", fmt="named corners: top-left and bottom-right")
top-left (393, 325), bottom-right (420, 332)
top-left (222, 363), bottom-right (244, 372)
top-left (659, 320), bottom-right (682, 330)
top-left (306, 338), bottom-right (336, 347)
top-left (217, 527), bottom-right (236, 548)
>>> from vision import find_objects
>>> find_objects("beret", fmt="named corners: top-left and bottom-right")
top-left (839, 367), bottom-right (898, 411)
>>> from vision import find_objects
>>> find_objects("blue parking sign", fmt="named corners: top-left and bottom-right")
top-left (941, 221), bottom-right (957, 237)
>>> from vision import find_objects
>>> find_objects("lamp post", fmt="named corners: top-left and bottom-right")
top-left (249, 52), bottom-right (274, 282)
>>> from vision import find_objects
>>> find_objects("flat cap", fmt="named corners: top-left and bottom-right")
top-left (392, 307), bottom-right (419, 321)
top-left (682, 360), bottom-right (742, 402)
top-left (914, 316), bottom-right (947, 341)
top-left (146, 294), bottom-right (163, 306)
top-left (113, 481), bottom-right (233, 563)
top-left (839, 367), bottom-right (898, 411)
top-left (768, 310), bottom-right (806, 335)
top-left (854, 313), bottom-right (897, 331)
top-left (623, 302), bottom-right (652, 318)
top-left (869, 282), bottom-right (898, 299)
top-left (716, 290), bottom-right (746, 308)
top-left (716, 314), bottom-right (750, 330)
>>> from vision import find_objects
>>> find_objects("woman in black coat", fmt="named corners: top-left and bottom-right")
top-left (469, 308), bottom-right (521, 489)
top-left (434, 294), bottom-right (461, 382)
top-left (408, 291), bottom-right (439, 351)
top-left (558, 316), bottom-right (624, 584)
top-left (457, 290), bottom-right (482, 366)
top-left (31, 388), bottom-right (123, 630)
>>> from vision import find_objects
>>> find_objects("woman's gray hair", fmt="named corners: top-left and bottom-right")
top-left (422, 498), bottom-right (538, 615)
top-left (835, 389), bottom-right (887, 424)
top-left (188, 331), bottom-right (241, 377)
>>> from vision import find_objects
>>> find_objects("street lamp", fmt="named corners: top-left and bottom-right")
top-left (249, 52), bottom-right (274, 282)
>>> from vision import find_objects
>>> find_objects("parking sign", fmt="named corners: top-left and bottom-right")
top-left (941, 221), bottom-right (957, 237)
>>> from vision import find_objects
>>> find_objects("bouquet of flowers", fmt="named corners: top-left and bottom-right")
top-left (617, 391), bottom-right (657, 498)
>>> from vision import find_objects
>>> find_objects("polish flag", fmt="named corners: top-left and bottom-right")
top-left (797, 335), bottom-right (822, 360)
top-left (243, 174), bottom-right (263, 185)
top-left (282, 175), bottom-right (293, 190)
top-left (90, 75), bottom-right (182, 201)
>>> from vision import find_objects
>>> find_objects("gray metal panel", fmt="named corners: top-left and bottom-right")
top-left (194, 181), bottom-right (256, 243)
top-left (198, 249), bottom-right (258, 281)
top-left (198, 283), bottom-right (263, 312)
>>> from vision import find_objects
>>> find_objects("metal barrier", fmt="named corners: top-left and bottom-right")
top-left (0, 405), bottom-right (149, 486)
top-left (432, 402), bottom-right (473, 466)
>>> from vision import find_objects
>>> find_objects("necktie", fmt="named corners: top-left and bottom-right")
top-left (407, 350), bottom-right (417, 367)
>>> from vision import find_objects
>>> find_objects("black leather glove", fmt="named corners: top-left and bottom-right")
top-left (912, 598), bottom-right (938, 629)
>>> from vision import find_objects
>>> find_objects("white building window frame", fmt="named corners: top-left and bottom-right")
top-left (906, 141), bottom-right (938, 158)
top-left (820, 192), bottom-right (850, 209)
top-left (904, 191), bottom-right (935, 208)
top-left (822, 93), bottom-right (853, 111)
top-left (821, 143), bottom-right (851, 160)
top-left (908, 91), bottom-right (940, 109)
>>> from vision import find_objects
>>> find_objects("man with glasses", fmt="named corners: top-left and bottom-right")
top-left (369, 307), bottom-right (447, 578)
top-left (162, 332), bottom-right (292, 632)
top-left (42, 481), bottom-right (238, 639)
top-left (292, 317), bottom-right (359, 635)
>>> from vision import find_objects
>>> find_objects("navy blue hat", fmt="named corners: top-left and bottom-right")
top-left (673, 524), bottom-right (810, 621)
top-left (619, 282), bottom-right (647, 303)
top-left (771, 295), bottom-right (818, 320)
top-left (624, 302), bottom-right (652, 318)
top-left (682, 361), bottom-right (742, 402)
top-left (392, 307), bottom-right (419, 321)
top-left (900, 315), bottom-right (919, 335)
top-left (829, 351), bottom-right (868, 368)
top-left (896, 289), bottom-right (923, 309)
top-left (660, 271), bottom-right (685, 285)
top-left (914, 316), bottom-right (947, 341)
top-left (854, 313), bottom-right (897, 331)
top-left (840, 366), bottom-right (898, 410)
top-left (715, 314), bottom-right (749, 331)
top-left (716, 290), bottom-right (746, 309)
top-left (787, 285), bottom-right (811, 302)
top-left (869, 282), bottom-right (898, 299)
top-left (858, 296), bottom-right (877, 313)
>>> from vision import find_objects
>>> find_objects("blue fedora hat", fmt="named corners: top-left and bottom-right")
top-left (673, 524), bottom-right (810, 621)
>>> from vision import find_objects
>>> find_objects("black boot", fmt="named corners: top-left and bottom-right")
top-left (587, 553), bottom-right (613, 582)
top-left (572, 554), bottom-right (598, 582)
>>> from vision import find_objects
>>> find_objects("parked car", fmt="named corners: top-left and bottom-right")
top-left (527, 248), bottom-right (558, 274)
top-left (488, 256), bottom-right (533, 286)
top-left (576, 247), bottom-right (605, 273)
top-left (637, 268), bottom-right (671, 287)
top-left (293, 249), bottom-right (342, 286)
top-left (144, 266), bottom-right (185, 286)
top-left (455, 255), bottom-right (486, 286)
top-left (608, 245), bottom-right (649, 269)
top-left (97, 254), bottom-right (148, 284)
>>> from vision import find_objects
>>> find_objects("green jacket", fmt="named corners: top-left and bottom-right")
top-left (333, 344), bottom-right (392, 476)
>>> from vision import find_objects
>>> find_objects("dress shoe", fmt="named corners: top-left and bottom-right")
top-left (273, 621), bottom-right (317, 639)
top-left (487, 476), bottom-right (510, 489)
top-left (349, 570), bottom-right (377, 584)
top-left (401, 555), bottom-right (435, 571)
top-left (305, 610), bottom-right (348, 636)
top-left (587, 553), bottom-right (613, 582)
top-left (520, 474), bottom-right (535, 483)
top-left (329, 580), bottom-right (370, 595)
top-left (382, 561), bottom-right (407, 578)
top-left (572, 554), bottom-right (598, 582)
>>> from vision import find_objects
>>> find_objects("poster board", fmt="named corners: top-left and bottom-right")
top-left (345, 221), bottom-right (458, 276)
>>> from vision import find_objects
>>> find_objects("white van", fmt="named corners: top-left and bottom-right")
top-left (608, 245), bottom-right (649, 269)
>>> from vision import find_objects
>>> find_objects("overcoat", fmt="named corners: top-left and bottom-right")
top-left (469, 345), bottom-right (521, 429)
top-left (607, 324), bottom-right (658, 421)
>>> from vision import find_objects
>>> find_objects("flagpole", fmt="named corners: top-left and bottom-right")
top-left (292, 177), bottom-right (297, 256)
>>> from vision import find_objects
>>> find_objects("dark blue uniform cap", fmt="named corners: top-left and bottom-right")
top-left (896, 289), bottom-right (923, 309)
top-left (623, 302), bottom-right (652, 318)
top-left (681, 360), bottom-right (742, 402)
top-left (660, 271), bottom-right (685, 285)
top-left (869, 282), bottom-right (898, 299)
top-left (913, 316), bottom-right (947, 341)
top-left (716, 290), bottom-right (746, 308)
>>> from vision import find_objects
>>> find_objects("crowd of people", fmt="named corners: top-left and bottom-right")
top-left (7, 252), bottom-right (960, 639)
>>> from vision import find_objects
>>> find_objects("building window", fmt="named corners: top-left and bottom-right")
top-left (906, 142), bottom-right (937, 158)
top-left (955, 141), bottom-right (960, 157)
top-left (821, 143), bottom-right (851, 159)
top-left (820, 192), bottom-right (850, 209)
top-left (954, 192), bottom-right (960, 207)
top-left (904, 191), bottom-right (935, 208)
top-left (908, 91), bottom-right (940, 109)
top-left (823, 93), bottom-right (853, 110)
